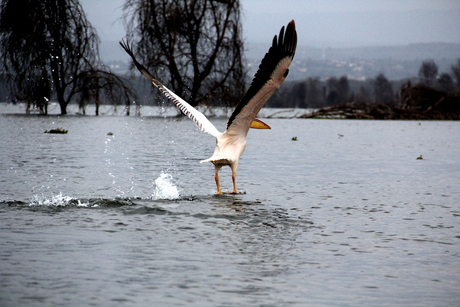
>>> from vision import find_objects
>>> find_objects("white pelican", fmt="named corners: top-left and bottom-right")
top-left (120, 20), bottom-right (297, 194)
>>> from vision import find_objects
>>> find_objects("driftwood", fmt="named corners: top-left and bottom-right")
top-left (300, 84), bottom-right (460, 120)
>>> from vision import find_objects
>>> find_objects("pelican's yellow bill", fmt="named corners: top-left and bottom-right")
top-left (250, 118), bottom-right (271, 129)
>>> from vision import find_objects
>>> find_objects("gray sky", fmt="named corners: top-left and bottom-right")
top-left (81, 0), bottom-right (460, 47)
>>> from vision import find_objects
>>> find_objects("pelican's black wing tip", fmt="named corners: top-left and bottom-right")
top-left (270, 20), bottom-right (297, 58)
top-left (226, 20), bottom-right (298, 130)
top-left (281, 20), bottom-right (297, 56)
top-left (119, 39), bottom-right (134, 57)
top-left (118, 39), bottom-right (150, 77)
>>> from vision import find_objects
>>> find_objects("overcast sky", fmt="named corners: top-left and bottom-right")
top-left (81, 0), bottom-right (460, 47)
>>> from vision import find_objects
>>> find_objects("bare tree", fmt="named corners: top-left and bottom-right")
top-left (326, 77), bottom-right (339, 106)
top-left (355, 84), bottom-right (371, 104)
top-left (337, 75), bottom-right (351, 103)
top-left (305, 77), bottom-right (322, 108)
top-left (0, 0), bottom-right (135, 115)
top-left (451, 59), bottom-right (460, 92)
top-left (418, 60), bottom-right (438, 87)
top-left (123, 0), bottom-right (246, 107)
top-left (437, 73), bottom-right (454, 93)
top-left (77, 68), bottom-right (137, 115)
top-left (285, 81), bottom-right (307, 108)
top-left (374, 73), bottom-right (394, 104)
top-left (325, 75), bottom-right (351, 106)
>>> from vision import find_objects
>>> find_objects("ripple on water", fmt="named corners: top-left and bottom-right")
top-left (1, 116), bottom-right (459, 306)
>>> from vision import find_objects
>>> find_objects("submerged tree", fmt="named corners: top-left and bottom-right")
top-left (77, 69), bottom-right (137, 116)
top-left (0, 0), bottom-right (135, 115)
top-left (123, 0), bottom-right (246, 107)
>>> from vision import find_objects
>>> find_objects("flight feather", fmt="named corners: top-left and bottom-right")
top-left (119, 40), bottom-right (222, 138)
top-left (226, 20), bottom-right (297, 134)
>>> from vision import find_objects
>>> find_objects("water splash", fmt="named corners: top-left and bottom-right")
top-left (152, 172), bottom-right (179, 200)
top-left (30, 192), bottom-right (89, 207)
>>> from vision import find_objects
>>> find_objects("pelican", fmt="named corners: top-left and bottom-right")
top-left (120, 20), bottom-right (297, 194)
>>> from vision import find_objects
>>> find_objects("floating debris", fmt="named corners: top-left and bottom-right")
top-left (416, 155), bottom-right (424, 160)
top-left (291, 136), bottom-right (298, 141)
top-left (44, 128), bottom-right (68, 134)
top-left (107, 132), bottom-right (114, 136)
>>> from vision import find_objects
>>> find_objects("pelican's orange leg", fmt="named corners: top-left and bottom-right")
top-left (214, 165), bottom-right (223, 194)
top-left (230, 171), bottom-right (238, 194)
top-left (215, 172), bottom-right (222, 194)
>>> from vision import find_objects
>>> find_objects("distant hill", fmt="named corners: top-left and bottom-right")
top-left (307, 43), bottom-right (460, 61)
top-left (102, 40), bottom-right (459, 63)
top-left (100, 40), bottom-right (460, 80)
top-left (245, 42), bottom-right (460, 61)
top-left (246, 42), bottom-right (460, 80)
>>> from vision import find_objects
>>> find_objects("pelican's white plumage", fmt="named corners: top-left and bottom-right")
top-left (120, 20), bottom-right (297, 194)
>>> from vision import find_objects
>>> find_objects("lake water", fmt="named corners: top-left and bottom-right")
top-left (1, 104), bottom-right (459, 306)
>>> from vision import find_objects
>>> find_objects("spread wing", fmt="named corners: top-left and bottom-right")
top-left (119, 40), bottom-right (222, 138)
top-left (226, 20), bottom-right (297, 135)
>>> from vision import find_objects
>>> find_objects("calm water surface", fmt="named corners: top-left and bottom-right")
top-left (1, 104), bottom-right (459, 306)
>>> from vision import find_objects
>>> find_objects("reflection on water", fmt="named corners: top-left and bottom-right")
top-left (1, 106), bottom-right (459, 306)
